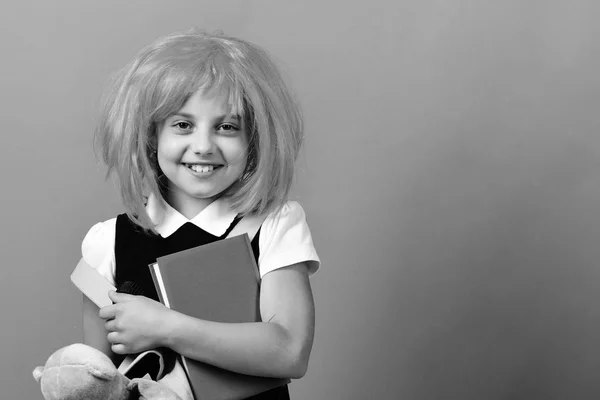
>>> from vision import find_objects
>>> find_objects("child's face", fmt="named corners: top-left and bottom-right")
top-left (157, 89), bottom-right (248, 217)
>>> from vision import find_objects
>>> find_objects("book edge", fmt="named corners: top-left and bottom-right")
top-left (148, 262), bottom-right (169, 308)
top-left (71, 258), bottom-right (116, 308)
top-left (156, 235), bottom-right (259, 284)
top-left (240, 233), bottom-right (261, 284)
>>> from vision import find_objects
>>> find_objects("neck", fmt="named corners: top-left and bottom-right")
top-left (164, 193), bottom-right (217, 220)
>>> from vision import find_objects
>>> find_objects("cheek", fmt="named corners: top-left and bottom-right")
top-left (156, 138), bottom-right (182, 162)
top-left (236, 144), bottom-right (250, 174)
top-left (156, 152), bottom-right (166, 172)
top-left (223, 136), bottom-right (249, 167)
top-left (236, 156), bottom-right (248, 178)
top-left (156, 148), bottom-right (181, 176)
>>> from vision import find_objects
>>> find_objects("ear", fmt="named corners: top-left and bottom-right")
top-left (32, 366), bottom-right (44, 382)
top-left (89, 367), bottom-right (116, 381)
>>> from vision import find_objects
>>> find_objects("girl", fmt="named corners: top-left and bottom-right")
top-left (81, 29), bottom-right (320, 400)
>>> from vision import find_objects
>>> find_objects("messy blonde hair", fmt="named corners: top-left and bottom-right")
top-left (96, 29), bottom-right (304, 231)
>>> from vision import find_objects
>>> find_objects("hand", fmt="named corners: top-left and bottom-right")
top-left (99, 291), bottom-right (171, 355)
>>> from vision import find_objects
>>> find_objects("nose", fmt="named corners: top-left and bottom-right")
top-left (190, 125), bottom-right (215, 155)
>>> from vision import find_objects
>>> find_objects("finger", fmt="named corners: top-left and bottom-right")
top-left (104, 319), bottom-right (117, 332)
top-left (111, 343), bottom-right (127, 355)
top-left (108, 290), bottom-right (133, 303)
top-left (98, 305), bottom-right (116, 320)
top-left (106, 331), bottom-right (120, 344)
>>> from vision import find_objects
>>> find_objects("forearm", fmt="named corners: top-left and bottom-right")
top-left (163, 310), bottom-right (310, 379)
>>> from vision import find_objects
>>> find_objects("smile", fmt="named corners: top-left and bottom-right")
top-left (184, 163), bottom-right (222, 173)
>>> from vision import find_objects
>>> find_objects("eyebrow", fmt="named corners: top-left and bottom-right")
top-left (171, 112), bottom-right (241, 121)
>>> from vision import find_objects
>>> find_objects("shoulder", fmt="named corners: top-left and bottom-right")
top-left (82, 218), bottom-right (117, 243)
top-left (260, 201), bottom-right (311, 246)
top-left (258, 201), bottom-right (320, 278)
top-left (81, 217), bottom-right (118, 285)
top-left (262, 201), bottom-right (307, 229)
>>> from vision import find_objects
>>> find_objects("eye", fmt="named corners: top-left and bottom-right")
top-left (217, 123), bottom-right (239, 133)
top-left (172, 121), bottom-right (194, 133)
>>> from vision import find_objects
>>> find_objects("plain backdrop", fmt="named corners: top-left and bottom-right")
top-left (2, 1), bottom-right (600, 399)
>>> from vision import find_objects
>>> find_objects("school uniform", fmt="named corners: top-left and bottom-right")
top-left (82, 194), bottom-right (320, 400)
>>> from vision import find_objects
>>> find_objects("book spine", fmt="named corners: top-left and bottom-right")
top-left (148, 263), bottom-right (168, 307)
top-left (241, 234), bottom-right (262, 283)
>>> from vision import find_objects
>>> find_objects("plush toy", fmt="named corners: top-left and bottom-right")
top-left (33, 343), bottom-right (182, 400)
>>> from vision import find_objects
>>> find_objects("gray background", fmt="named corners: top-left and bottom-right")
top-left (2, 1), bottom-right (600, 399)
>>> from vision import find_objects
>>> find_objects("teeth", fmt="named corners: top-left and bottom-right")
top-left (188, 164), bottom-right (214, 173)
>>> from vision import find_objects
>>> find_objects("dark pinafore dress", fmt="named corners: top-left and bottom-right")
top-left (114, 213), bottom-right (291, 400)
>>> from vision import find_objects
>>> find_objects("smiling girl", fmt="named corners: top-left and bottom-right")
top-left (81, 29), bottom-right (320, 400)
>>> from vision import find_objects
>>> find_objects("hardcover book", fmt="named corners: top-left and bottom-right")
top-left (148, 234), bottom-right (289, 400)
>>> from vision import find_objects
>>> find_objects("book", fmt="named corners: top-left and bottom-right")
top-left (148, 234), bottom-right (289, 400)
top-left (71, 257), bottom-right (116, 308)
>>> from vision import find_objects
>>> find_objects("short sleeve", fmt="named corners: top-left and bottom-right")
top-left (257, 201), bottom-right (320, 278)
top-left (81, 218), bottom-right (117, 286)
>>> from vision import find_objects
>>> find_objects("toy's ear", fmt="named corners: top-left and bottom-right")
top-left (88, 367), bottom-right (117, 381)
top-left (32, 366), bottom-right (44, 383)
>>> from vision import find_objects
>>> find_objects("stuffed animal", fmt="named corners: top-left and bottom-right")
top-left (33, 343), bottom-right (182, 400)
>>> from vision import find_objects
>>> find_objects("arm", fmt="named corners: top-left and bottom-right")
top-left (80, 219), bottom-right (123, 364)
top-left (82, 295), bottom-right (124, 366)
top-left (161, 262), bottom-right (314, 378)
top-left (100, 202), bottom-right (318, 378)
